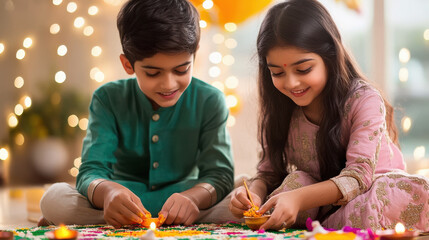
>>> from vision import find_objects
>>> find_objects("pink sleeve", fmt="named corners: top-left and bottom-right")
top-left (331, 89), bottom-right (386, 205)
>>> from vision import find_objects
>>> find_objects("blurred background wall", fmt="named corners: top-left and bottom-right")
top-left (0, 0), bottom-right (428, 186)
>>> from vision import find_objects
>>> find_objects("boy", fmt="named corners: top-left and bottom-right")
top-left (39, 0), bottom-right (235, 228)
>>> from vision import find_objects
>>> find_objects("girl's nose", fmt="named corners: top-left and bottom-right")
top-left (283, 75), bottom-right (300, 89)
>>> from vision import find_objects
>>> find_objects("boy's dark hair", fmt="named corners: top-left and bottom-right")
top-left (117, 0), bottom-right (200, 67)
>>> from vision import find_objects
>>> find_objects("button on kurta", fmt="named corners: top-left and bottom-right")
top-left (152, 135), bottom-right (159, 143)
top-left (152, 114), bottom-right (160, 121)
top-left (151, 185), bottom-right (156, 190)
top-left (152, 161), bottom-right (159, 169)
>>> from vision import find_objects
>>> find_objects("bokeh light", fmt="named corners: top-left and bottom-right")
top-left (50, 24), bottom-right (61, 34)
top-left (55, 71), bottom-right (66, 83)
top-left (74, 17), bottom-right (85, 28)
top-left (399, 48), bottom-right (410, 63)
top-left (16, 49), bottom-right (25, 60)
top-left (83, 26), bottom-right (94, 36)
top-left (88, 6), bottom-right (99, 15)
top-left (401, 116), bottom-right (412, 133)
top-left (68, 114), bottom-right (79, 127)
top-left (224, 23), bottom-right (237, 32)
top-left (79, 118), bottom-right (89, 130)
top-left (225, 76), bottom-right (239, 89)
top-left (91, 46), bottom-right (102, 57)
top-left (14, 76), bottom-right (24, 88)
top-left (202, 0), bottom-right (214, 9)
top-left (15, 133), bottom-right (25, 146)
top-left (57, 45), bottom-right (67, 56)
top-left (413, 146), bottom-right (426, 160)
top-left (23, 37), bottom-right (33, 48)
top-left (67, 2), bottom-right (77, 13)
top-left (0, 148), bottom-right (9, 160)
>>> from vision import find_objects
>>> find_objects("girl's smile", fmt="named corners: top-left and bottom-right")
top-left (290, 87), bottom-right (310, 97)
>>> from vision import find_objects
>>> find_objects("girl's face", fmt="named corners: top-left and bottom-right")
top-left (266, 46), bottom-right (328, 111)
top-left (121, 52), bottom-right (193, 110)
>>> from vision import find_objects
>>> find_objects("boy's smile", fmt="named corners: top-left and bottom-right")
top-left (120, 52), bottom-right (194, 110)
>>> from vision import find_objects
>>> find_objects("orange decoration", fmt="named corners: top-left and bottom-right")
top-left (190, 0), bottom-right (273, 26)
top-left (335, 0), bottom-right (361, 13)
top-left (141, 213), bottom-right (165, 228)
top-left (243, 205), bottom-right (262, 218)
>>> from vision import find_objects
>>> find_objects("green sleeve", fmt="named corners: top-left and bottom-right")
top-left (197, 91), bottom-right (234, 202)
top-left (76, 89), bottom-right (118, 197)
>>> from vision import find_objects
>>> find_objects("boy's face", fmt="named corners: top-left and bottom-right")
top-left (120, 52), bottom-right (194, 110)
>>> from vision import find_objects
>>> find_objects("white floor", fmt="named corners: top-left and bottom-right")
top-left (0, 187), bottom-right (40, 230)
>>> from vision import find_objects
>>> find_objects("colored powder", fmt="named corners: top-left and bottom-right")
top-left (314, 232), bottom-right (356, 240)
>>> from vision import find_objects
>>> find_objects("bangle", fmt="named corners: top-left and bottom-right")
top-left (195, 183), bottom-right (217, 206)
top-left (87, 178), bottom-right (108, 206)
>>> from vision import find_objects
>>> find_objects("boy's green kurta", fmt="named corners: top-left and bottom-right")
top-left (76, 77), bottom-right (234, 214)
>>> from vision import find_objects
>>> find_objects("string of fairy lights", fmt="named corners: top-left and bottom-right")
top-left (1, 0), bottom-right (429, 178)
top-left (0, 0), bottom-right (128, 176)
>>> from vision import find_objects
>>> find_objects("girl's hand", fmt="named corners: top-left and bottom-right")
top-left (102, 183), bottom-right (149, 228)
top-left (229, 186), bottom-right (262, 218)
top-left (159, 193), bottom-right (199, 226)
top-left (258, 191), bottom-right (301, 230)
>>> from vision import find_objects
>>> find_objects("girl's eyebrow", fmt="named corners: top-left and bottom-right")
top-left (267, 58), bottom-right (314, 68)
top-left (141, 61), bottom-right (191, 70)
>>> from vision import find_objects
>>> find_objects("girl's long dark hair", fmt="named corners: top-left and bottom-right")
top-left (256, 0), bottom-right (398, 192)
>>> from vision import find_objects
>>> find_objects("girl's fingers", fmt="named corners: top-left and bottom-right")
top-left (258, 197), bottom-right (275, 214)
top-left (235, 189), bottom-right (252, 208)
top-left (230, 195), bottom-right (250, 211)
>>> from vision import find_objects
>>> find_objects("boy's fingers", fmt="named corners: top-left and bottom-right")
top-left (130, 196), bottom-right (149, 218)
top-left (165, 201), bottom-right (181, 225)
top-left (123, 200), bottom-right (146, 223)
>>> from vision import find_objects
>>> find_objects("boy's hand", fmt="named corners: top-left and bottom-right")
top-left (229, 186), bottom-right (262, 219)
top-left (159, 193), bottom-right (199, 226)
top-left (258, 191), bottom-right (300, 230)
top-left (101, 182), bottom-right (149, 228)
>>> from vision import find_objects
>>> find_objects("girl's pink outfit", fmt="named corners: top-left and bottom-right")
top-left (259, 81), bottom-right (429, 231)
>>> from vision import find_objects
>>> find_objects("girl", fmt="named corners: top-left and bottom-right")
top-left (230, 0), bottom-right (429, 231)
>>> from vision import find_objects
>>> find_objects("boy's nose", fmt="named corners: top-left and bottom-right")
top-left (160, 73), bottom-right (176, 89)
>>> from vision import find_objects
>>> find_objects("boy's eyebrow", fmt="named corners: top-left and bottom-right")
top-left (267, 58), bottom-right (314, 68)
top-left (141, 61), bottom-right (192, 70)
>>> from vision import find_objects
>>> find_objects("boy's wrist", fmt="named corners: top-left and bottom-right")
top-left (87, 178), bottom-right (109, 207)
top-left (181, 183), bottom-right (217, 209)
top-left (194, 183), bottom-right (217, 207)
